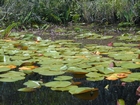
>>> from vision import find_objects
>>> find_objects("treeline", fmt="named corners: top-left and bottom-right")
top-left (0, 0), bottom-right (140, 27)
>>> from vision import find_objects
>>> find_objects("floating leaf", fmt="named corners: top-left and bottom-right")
top-left (97, 66), bottom-right (114, 74)
top-left (71, 80), bottom-right (82, 85)
top-left (106, 73), bottom-right (128, 81)
top-left (19, 66), bottom-right (37, 70)
top-left (108, 53), bottom-right (137, 61)
top-left (18, 87), bottom-right (35, 92)
top-left (33, 67), bottom-right (65, 76)
top-left (51, 85), bottom-right (78, 92)
top-left (106, 74), bottom-right (118, 80)
top-left (0, 76), bottom-right (25, 82)
top-left (121, 77), bottom-right (137, 82)
top-left (99, 36), bottom-right (113, 39)
top-left (8, 65), bottom-right (17, 69)
top-left (113, 67), bottom-right (131, 73)
top-left (54, 76), bottom-right (73, 81)
top-left (49, 64), bottom-right (67, 71)
top-left (117, 99), bottom-right (125, 105)
top-left (44, 81), bottom-right (71, 88)
top-left (69, 87), bottom-right (99, 100)
top-left (38, 70), bottom-right (65, 76)
top-left (0, 71), bottom-right (25, 77)
top-left (86, 72), bottom-right (104, 78)
top-left (23, 80), bottom-right (42, 88)
top-left (0, 55), bottom-right (4, 62)
top-left (121, 62), bottom-right (140, 69)
top-left (68, 67), bottom-right (88, 78)
top-left (0, 67), bottom-right (11, 72)
top-left (120, 73), bottom-right (140, 82)
top-left (86, 77), bottom-right (104, 81)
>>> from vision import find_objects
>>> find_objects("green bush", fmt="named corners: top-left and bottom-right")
top-left (0, 0), bottom-right (140, 27)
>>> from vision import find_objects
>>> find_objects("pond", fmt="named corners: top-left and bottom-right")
top-left (0, 24), bottom-right (140, 105)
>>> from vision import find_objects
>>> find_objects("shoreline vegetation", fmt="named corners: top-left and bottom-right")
top-left (0, 0), bottom-right (140, 28)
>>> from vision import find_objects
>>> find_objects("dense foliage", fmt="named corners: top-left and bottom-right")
top-left (0, 0), bottom-right (140, 27)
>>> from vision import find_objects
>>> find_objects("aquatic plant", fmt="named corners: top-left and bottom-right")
top-left (0, 29), bottom-right (139, 105)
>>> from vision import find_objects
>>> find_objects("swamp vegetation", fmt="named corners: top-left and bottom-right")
top-left (0, 0), bottom-right (140, 105)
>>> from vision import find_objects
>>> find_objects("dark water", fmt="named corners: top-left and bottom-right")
top-left (0, 74), bottom-right (139, 105)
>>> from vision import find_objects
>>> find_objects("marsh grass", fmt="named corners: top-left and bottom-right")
top-left (0, 0), bottom-right (140, 27)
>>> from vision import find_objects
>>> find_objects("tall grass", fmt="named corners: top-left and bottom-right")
top-left (0, 0), bottom-right (140, 27)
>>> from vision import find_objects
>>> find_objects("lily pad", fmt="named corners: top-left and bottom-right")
top-left (99, 36), bottom-right (113, 39)
top-left (69, 87), bottom-right (99, 100)
top-left (44, 81), bottom-right (71, 88)
top-left (121, 72), bottom-right (140, 82)
top-left (23, 80), bottom-right (42, 88)
top-left (96, 66), bottom-right (114, 74)
top-left (86, 72), bottom-right (104, 78)
top-left (121, 77), bottom-right (137, 82)
top-left (121, 62), bottom-right (140, 69)
top-left (86, 77), bottom-right (104, 81)
top-left (0, 71), bottom-right (25, 77)
top-left (117, 99), bottom-right (125, 105)
top-left (38, 70), bottom-right (65, 76)
top-left (108, 53), bottom-right (137, 61)
top-left (51, 85), bottom-right (78, 91)
top-left (113, 67), bottom-right (131, 73)
top-left (106, 73), bottom-right (128, 81)
top-left (18, 87), bottom-right (35, 92)
top-left (0, 67), bottom-right (11, 72)
top-left (54, 76), bottom-right (73, 81)
top-left (0, 76), bottom-right (25, 82)
top-left (49, 64), bottom-right (68, 71)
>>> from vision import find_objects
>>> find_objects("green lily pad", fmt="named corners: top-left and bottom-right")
top-left (96, 66), bottom-right (114, 74)
top-left (23, 80), bottom-right (42, 88)
top-left (121, 73), bottom-right (140, 82)
top-left (51, 85), bottom-right (78, 91)
top-left (121, 62), bottom-right (140, 69)
top-left (121, 77), bottom-right (137, 82)
top-left (86, 67), bottom-right (98, 72)
top-left (69, 87), bottom-right (96, 94)
top-left (0, 76), bottom-right (25, 82)
top-left (113, 67), bottom-right (131, 73)
top-left (0, 71), bottom-right (25, 77)
top-left (10, 55), bottom-right (31, 61)
top-left (54, 76), bottom-right (73, 81)
top-left (75, 63), bottom-right (92, 69)
top-left (86, 77), bottom-right (104, 81)
top-left (98, 36), bottom-right (113, 39)
top-left (74, 32), bottom-right (93, 38)
top-left (0, 67), bottom-right (11, 72)
top-left (86, 72), bottom-right (104, 78)
top-left (114, 43), bottom-right (138, 47)
top-left (117, 99), bottom-right (125, 105)
top-left (128, 73), bottom-right (140, 78)
top-left (0, 55), bottom-right (4, 62)
top-left (44, 81), bottom-right (71, 88)
top-left (135, 50), bottom-right (140, 54)
top-left (69, 87), bottom-right (99, 100)
top-left (67, 67), bottom-right (88, 73)
top-left (18, 87), bottom-right (35, 92)
top-left (38, 70), bottom-right (65, 76)
top-left (108, 53), bottom-right (137, 61)
top-left (44, 51), bottom-right (60, 57)
top-left (49, 64), bottom-right (67, 71)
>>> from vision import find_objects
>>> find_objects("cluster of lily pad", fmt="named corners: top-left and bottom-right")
top-left (0, 31), bottom-right (140, 100)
